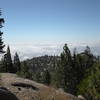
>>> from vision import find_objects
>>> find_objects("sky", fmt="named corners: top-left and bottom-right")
top-left (0, 0), bottom-right (100, 59)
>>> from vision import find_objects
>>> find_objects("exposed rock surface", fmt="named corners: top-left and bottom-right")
top-left (0, 73), bottom-right (84, 100)
top-left (0, 88), bottom-right (18, 100)
top-left (78, 95), bottom-right (86, 100)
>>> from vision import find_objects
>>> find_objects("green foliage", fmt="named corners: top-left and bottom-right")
top-left (5, 46), bottom-right (13, 73)
top-left (0, 46), bottom-right (13, 73)
top-left (21, 55), bottom-right (59, 84)
top-left (33, 69), bottom-right (51, 85)
top-left (34, 71), bottom-right (42, 83)
top-left (18, 61), bottom-right (31, 79)
top-left (72, 46), bottom-right (95, 94)
top-left (0, 10), bottom-right (5, 53)
top-left (54, 44), bottom-right (75, 93)
top-left (0, 57), bottom-right (7, 72)
top-left (41, 69), bottom-right (51, 85)
top-left (52, 44), bottom-right (95, 95)
top-left (77, 62), bottom-right (100, 100)
top-left (13, 52), bottom-right (21, 73)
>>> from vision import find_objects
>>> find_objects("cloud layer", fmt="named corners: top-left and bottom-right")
top-left (4, 42), bottom-right (100, 61)
top-left (7, 43), bottom-right (63, 60)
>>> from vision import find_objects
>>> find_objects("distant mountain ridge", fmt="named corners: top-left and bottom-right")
top-left (24, 55), bottom-right (59, 73)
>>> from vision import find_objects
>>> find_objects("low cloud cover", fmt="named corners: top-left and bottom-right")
top-left (4, 42), bottom-right (100, 61)
top-left (7, 43), bottom-right (63, 60)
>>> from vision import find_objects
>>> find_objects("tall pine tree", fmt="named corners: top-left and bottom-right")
top-left (72, 46), bottom-right (95, 95)
top-left (55, 44), bottom-right (74, 94)
top-left (0, 9), bottom-right (5, 53)
top-left (3, 46), bottom-right (13, 73)
top-left (13, 52), bottom-right (21, 73)
top-left (0, 10), bottom-right (5, 72)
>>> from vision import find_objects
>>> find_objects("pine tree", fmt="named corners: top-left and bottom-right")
top-left (76, 46), bottom-right (94, 79)
top-left (41, 69), bottom-right (51, 85)
top-left (85, 46), bottom-right (94, 69)
top-left (4, 46), bottom-right (13, 73)
top-left (0, 9), bottom-right (5, 53)
top-left (20, 61), bottom-right (31, 78)
top-left (35, 71), bottom-right (42, 83)
top-left (0, 57), bottom-right (7, 72)
top-left (55, 44), bottom-right (74, 93)
top-left (13, 52), bottom-right (21, 73)
top-left (77, 62), bottom-right (100, 100)
top-left (72, 48), bottom-right (80, 94)
top-left (72, 46), bottom-right (95, 95)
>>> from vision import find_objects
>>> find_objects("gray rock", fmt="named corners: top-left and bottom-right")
top-left (0, 88), bottom-right (18, 100)
top-left (78, 95), bottom-right (86, 100)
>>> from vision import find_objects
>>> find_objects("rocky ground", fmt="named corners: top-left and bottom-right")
top-left (0, 73), bottom-right (84, 100)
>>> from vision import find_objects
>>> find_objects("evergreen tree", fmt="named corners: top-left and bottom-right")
top-left (41, 69), bottom-right (51, 85)
top-left (72, 48), bottom-right (80, 94)
top-left (72, 46), bottom-right (95, 95)
top-left (4, 46), bottom-right (13, 73)
top-left (84, 46), bottom-right (94, 70)
top-left (76, 46), bottom-right (94, 80)
top-left (19, 61), bottom-right (31, 78)
top-left (35, 71), bottom-right (42, 83)
top-left (55, 44), bottom-right (74, 93)
top-left (77, 62), bottom-right (100, 100)
top-left (0, 57), bottom-right (7, 72)
top-left (0, 10), bottom-right (5, 53)
top-left (13, 52), bottom-right (21, 73)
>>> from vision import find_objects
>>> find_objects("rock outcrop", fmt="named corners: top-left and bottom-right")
top-left (78, 95), bottom-right (86, 100)
top-left (0, 73), bottom-right (84, 100)
top-left (0, 88), bottom-right (18, 100)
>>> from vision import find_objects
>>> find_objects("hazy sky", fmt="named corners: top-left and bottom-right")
top-left (0, 0), bottom-right (100, 59)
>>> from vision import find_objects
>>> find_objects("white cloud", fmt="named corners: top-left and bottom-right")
top-left (4, 42), bottom-right (100, 61)
top-left (5, 42), bottom-right (63, 60)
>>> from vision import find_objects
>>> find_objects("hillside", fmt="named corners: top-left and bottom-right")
top-left (0, 73), bottom-right (83, 100)
top-left (23, 55), bottom-right (60, 81)
top-left (25, 55), bottom-right (59, 72)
